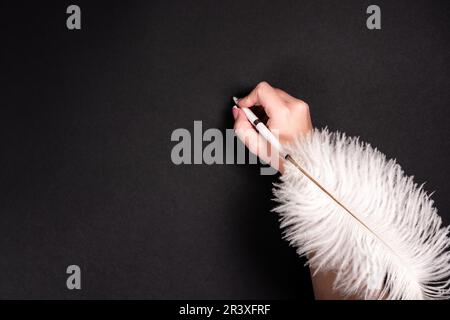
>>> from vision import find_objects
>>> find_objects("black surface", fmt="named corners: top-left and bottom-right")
top-left (1, 0), bottom-right (449, 299)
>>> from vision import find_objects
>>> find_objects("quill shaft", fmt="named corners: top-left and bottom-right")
top-left (285, 154), bottom-right (402, 261)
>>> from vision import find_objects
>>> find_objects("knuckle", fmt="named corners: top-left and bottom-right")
top-left (292, 100), bottom-right (309, 110)
top-left (256, 81), bottom-right (271, 92)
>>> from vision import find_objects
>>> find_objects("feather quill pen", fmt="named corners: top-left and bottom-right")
top-left (272, 128), bottom-right (450, 299)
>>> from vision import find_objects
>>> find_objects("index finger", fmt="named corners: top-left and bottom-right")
top-left (237, 81), bottom-right (288, 118)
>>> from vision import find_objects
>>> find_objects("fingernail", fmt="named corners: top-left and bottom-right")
top-left (232, 106), bottom-right (238, 119)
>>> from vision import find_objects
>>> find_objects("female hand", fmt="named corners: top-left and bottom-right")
top-left (233, 81), bottom-right (313, 173)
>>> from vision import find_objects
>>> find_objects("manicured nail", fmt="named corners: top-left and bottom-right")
top-left (232, 106), bottom-right (238, 119)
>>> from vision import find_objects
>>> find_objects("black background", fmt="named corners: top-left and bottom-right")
top-left (1, 0), bottom-right (449, 299)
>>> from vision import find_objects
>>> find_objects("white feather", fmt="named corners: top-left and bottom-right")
top-left (272, 128), bottom-right (450, 299)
